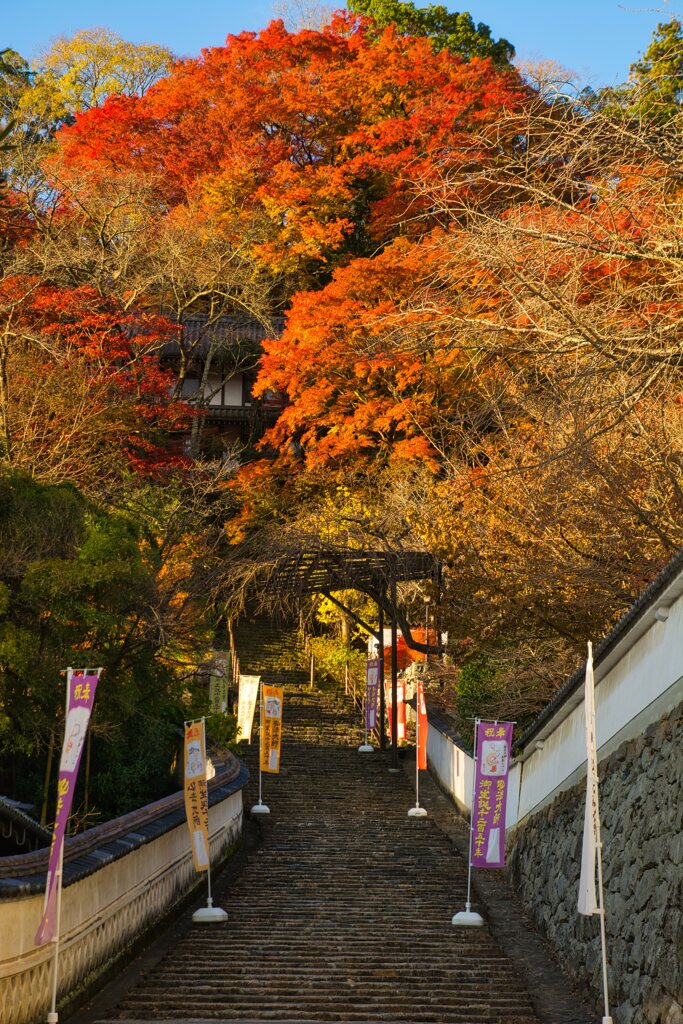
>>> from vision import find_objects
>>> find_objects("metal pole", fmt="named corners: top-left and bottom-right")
top-left (465, 718), bottom-right (480, 912)
top-left (597, 852), bottom-right (612, 1023)
top-left (390, 575), bottom-right (398, 772)
top-left (364, 693), bottom-right (369, 748)
top-left (595, 747), bottom-right (613, 1022)
top-left (258, 682), bottom-right (263, 807)
top-left (378, 603), bottom-right (386, 750)
top-left (251, 680), bottom-right (270, 815)
top-left (202, 717), bottom-right (213, 909)
top-left (192, 713), bottom-right (228, 923)
top-left (47, 839), bottom-right (65, 1023)
top-left (47, 667), bottom-right (73, 1024)
top-left (415, 688), bottom-right (420, 805)
top-left (408, 681), bottom-right (427, 817)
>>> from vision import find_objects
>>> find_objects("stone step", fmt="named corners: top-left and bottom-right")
top-left (91, 684), bottom-right (544, 1023)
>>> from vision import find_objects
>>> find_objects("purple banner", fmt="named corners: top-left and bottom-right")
top-left (35, 670), bottom-right (100, 946)
top-left (470, 720), bottom-right (514, 869)
top-left (365, 658), bottom-right (381, 730)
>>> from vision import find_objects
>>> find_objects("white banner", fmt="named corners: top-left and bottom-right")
top-left (237, 675), bottom-right (260, 743)
top-left (578, 641), bottom-right (600, 915)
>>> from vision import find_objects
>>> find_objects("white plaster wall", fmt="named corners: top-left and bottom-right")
top-left (516, 594), bottom-right (683, 822)
top-left (222, 374), bottom-right (243, 406)
top-left (204, 373), bottom-right (244, 407)
top-left (205, 372), bottom-right (224, 406)
top-left (427, 583), bottom-right (683, 830)
top-left (0, 791), bottom-right (243, 1024)
top-left (427, 727), bottom-right (472, 815)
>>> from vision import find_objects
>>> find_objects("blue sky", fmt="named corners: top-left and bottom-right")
top-left (5, 1), bottom-right (681, 87)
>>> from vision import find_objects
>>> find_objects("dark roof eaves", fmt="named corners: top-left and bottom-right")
top-left (0, 797), bottom-right (52, 843)
top-left (0, 761), bottom-right (249, 898)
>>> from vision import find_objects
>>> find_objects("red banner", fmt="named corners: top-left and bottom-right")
top-left (384, 680), bottom-right (406, 742)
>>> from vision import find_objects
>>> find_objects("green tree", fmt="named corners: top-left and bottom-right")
top-left (348, 0), bottom-right (514, 64)
top-left (0, 49), bottom-right (31, 193)
top-left (0, 470), bottom-right (192, 819)
top-left (628, 18), bottom-right (683, 122)
top-left (585, 18), bottom-right (683, 123)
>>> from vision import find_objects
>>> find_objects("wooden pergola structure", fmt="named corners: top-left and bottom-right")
top-left (265, 547), bottom-right (442, 770)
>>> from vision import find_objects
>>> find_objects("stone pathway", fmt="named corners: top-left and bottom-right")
top-left (76, 686), bottom-right (590, 1024)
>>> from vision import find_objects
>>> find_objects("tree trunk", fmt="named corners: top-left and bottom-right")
top-left (40, 728), bottom-right (55, 827)
top-left (0, 333), bottom-right (13, 464)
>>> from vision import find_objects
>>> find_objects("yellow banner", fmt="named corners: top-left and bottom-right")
top-left (260, 685), bottom-right (283, 773)
top-left (184, 720), bottom-right (210, 872)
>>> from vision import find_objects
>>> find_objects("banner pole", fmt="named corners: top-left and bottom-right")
top-left (191, 717), bottom-right (228, 923)
top-left (46, 668), bottom-right (72, 1024)
top-left (596, 820), bottom-right (612, 1024)
top-left (465, 718), bottom-right (479, 909)
top-left (416, 702), bottom-right (420, 803)
top-left (452, 717), bottom-right (483, 926)
top-left (358, 661), bottom-right (375, 753)
top-left (252, 680), bottom-right (270, 814)
top-left (47, 841), bottom-right (64, 1023)
top-left (259, 685), bottom-right (262, 805)
top-left (203, 718), bottom-right (213, 908)
top-left (408, 681), bottom-right (427, 817)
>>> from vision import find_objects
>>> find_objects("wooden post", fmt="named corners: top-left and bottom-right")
top-left (310, 650), bottom-right (315, 690)
top-left (40, 728), bottom-right (56, 827)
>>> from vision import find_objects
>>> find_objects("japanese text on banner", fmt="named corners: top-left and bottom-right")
top-left (470, 721), bottom-right (514, 869)
top-left (237, 674), bottom-right (260, 743)
top-left (365, 658), bottom-right (380, 731)
top-left (260, 685), bottom-right (283, 773)
top-left (35, 670), bottom-right (100, 946)
top-left (184, 720), bottom-right (210, 872)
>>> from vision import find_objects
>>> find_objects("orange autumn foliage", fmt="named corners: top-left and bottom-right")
top-left (55, 15), bottom-right (530, 281)
top-left (0, 276), bottom-right (190, 480)
top-left (255, 235), bottom-right (448, 467)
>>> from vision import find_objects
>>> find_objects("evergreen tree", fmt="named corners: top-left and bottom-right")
top-left (628, 18), bottom-right (683, 122)
top-left (586, 18), bottom-right (683, 123)
top-left (348, 0), bottom-right (514, 65)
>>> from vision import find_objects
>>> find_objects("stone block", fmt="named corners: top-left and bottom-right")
top-left (619, 1002), bottom-right (639, 1024)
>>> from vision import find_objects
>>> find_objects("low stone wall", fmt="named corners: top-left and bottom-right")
top-left (507, 702), bottom-right (682, 1024)
top-left (0, 756), bottom-right (247, 1024)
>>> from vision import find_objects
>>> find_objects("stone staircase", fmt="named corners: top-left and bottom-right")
top-left (234, 616), bottom-right (309, 687)
top-left (91, 686), bottom-right (545, 1024)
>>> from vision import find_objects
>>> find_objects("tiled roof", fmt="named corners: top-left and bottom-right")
top-left (0, 757), bottom-right (248, 897)
top-left (0, 797), bottom-right (51, 847)
top-left (162, 314), bottom-right (285, 362)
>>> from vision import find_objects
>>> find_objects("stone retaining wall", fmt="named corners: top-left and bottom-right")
top-left (507, 701), bottom-right (682, 1024)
